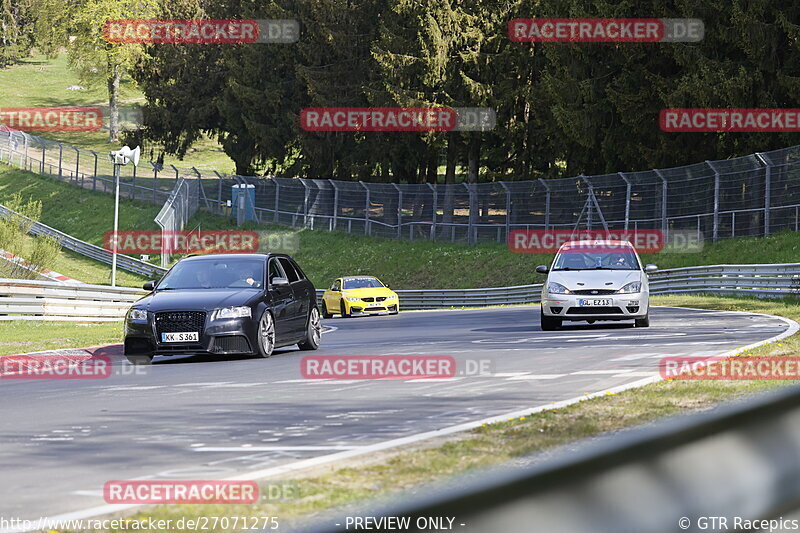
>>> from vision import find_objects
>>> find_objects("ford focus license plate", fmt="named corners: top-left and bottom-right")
top-left (161, 332), bottom-right (199, 342)
top-left (579, 299), bottom-right (612, 306)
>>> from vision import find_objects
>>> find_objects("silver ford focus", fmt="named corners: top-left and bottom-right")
top-left (537, 240), bottom-right (658, 330)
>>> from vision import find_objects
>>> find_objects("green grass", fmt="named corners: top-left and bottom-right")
top-left (0, 53), bottom-right (236, 172)
top-left (0, 321), bottom-right (122, 356)
top-left (87, 294), bottom-right (798, 532)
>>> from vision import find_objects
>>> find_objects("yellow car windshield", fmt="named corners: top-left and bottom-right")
top-left (344, 278), bottom-right (384, 289)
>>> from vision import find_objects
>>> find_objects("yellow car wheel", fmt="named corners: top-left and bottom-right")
top-left (340, 300), bottom-right (351, 318)
top-left (321, 301), bottom-right (333, 319)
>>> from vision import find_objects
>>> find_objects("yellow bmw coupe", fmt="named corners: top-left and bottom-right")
top-left (321, 276), bottom-right (399, 318)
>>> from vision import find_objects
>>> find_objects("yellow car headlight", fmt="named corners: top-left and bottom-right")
top-left (345, 296), bottom-right (360, 302)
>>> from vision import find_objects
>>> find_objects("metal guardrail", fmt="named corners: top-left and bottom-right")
top-left (303, 383), bottom-right (800, 533)
top-left (0, 204), bottom-right (168, 279)
top-left (0, 278), bottom-right (146, 321)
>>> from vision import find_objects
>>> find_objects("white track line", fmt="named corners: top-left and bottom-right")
top-left (5, 305), bottom-right (797, 533)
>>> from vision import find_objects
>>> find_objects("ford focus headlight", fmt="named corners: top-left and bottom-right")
top-left (345, 296), bottom-right (360, 302)
top-left (617, 282), bottom-right (642, 294)
top-left (128, 308), bottom-right (148, 321)
top-left (213, 306), bottom-right (252, 319)
top-left (547, 282), bottom-right (571, 294)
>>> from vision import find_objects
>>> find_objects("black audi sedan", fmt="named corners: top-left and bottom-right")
top-left (123, 253), bottom-right (321, 364)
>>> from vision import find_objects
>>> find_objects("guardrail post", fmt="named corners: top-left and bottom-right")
top-left (756, 152), bottom-right (771, 236)
top-left (618, 172), bottom-right (631, 230)
top-left (538, 178), bottom-right (550, 230)
top-left (360, 181), bottom-right (371, 235)
top-left (706, 160), bottom-right (720, 242)
top-left (393, 183), bottom-right (402, 239)
top-left (330, 180), bottom-right (340, 231)
top-left (499, 181), bottom-right (511, 244)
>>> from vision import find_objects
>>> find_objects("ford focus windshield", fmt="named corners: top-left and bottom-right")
top-left (158, 259), bottom-right (265, 289)
top-left (552, 250), bottom-right (640, 271)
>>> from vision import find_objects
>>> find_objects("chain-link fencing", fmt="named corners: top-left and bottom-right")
top-left (2, 127), bottom-right (800, 245)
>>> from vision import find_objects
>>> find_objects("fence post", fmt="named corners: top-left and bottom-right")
top-left (151, 162), bottom-right (159, 204)
top-left (538, 178), bottom-right (550, 230)
top-left (706, 160), bottom-right (720, 242)
top-left (360, 181), bottom-right (371, 235)
top-left (73, 146), bottom-right (80, 186)
top-left (330, 180), bottom-right (339, 231)
top-left (499, 181), bottom-right (511, 244)
top-left (90, 150), bottom-right (98, 191)
top-left (56, 142), bottom-right (63, 180)
top-left (213, 171), bottom-right (223, 215)
top-left (428, 182), bottom-right (437, 240)
top-left (40, 143), bottom-right (45, 174)
top-left (755, 153), bottom-right (771, 236)
top-left (300, 178), bottom-right (310, 227)
top-left (131, 161), bottom-right (137, 200)
top-left (393, 183), bottom-right (402, 239)
top-left (653, 169), bottom-right (668, 237)
top-left (273, 179), bottom-right (280, 223)
top-left (618, 172), bottom-right (631, 230)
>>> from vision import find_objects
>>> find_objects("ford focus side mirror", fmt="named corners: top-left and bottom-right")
top-left (645, 264), bottom-right (659, 273)
top-left (143, 281), bottom-right (156, 291)
top-left (535, 265), bottom-right (549, 274)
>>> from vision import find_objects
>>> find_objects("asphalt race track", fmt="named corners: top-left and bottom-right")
top-left (0, 305), bottom-right (793, 525)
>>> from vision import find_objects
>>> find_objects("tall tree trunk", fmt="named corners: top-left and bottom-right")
top-left (467, 135), bottom-right (480, 241)
top-left (107, 60), bottom-right (120, 143)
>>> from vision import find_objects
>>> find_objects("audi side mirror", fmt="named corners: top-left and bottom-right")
top-left (143, 281), bottom-right (156, 291)
top-left (535, 265), bottom-right (549, 274)
top-left (272, 277), bottom-right (290, 287)
top-left (645, 264), bottom-right (659, 273)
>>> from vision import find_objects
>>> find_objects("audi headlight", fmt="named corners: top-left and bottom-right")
top-left (213, 306), bottom-right (252, 319)
top-left (128, 308), bottom-right (148, 322)
top-left (345, 296), bottom-right (360, 302)
top-left (617, 281), bottom-right (642, 294)
top-left (547, 282), bottom-right (571, 294)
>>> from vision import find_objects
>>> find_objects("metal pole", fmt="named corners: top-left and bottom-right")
top-left (360, 181), bottom-right (370, 235)
top-left (300, 179), bottom-right (310, 227)
top-left (57, 142), bottom-right (63, 180)
top-left (499, 181), bottom-right (511, 244)
top-left (152, 163), bottom-right (159, 204)
top-left (74, 146), bottom-right (80, 186)
top-left (653, 169), bottom-right (668, 238)
top-left (706, 160), bottom-right (720, 242)
top-left (618, 172), bottom-right (631, 230)
top-left (538, 178), bottom-right (550, 230)
top-left (111, 163), bottom-right (120, 287)
top-left (393, 183), bottom-right (402, 239)
top-left (756, 153), bottom-right (771, 236)
top-left (214, 171), bottom-right (223, 215)
top-left (274, 180), bottom-right (280, 223)
top-left (428, 182), bottom-right (437, 241)
top-left (331, 180), bottom-right (339, 231)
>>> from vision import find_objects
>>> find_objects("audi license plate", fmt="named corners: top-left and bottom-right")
top-left (161, 332), bottom-right (199, 343)
top-left (579, 299), bottom-right (612, 306)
